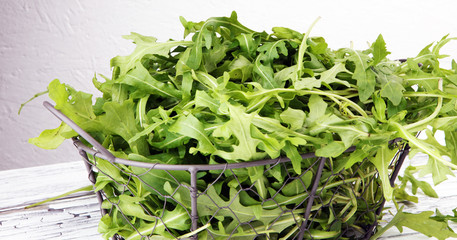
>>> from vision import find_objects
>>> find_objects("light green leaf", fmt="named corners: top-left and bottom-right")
top-left (195, 90), bottom-right (220, 113)
top-left (345, 48), bottom-right (376, 101)
top-left (193, 70), bottom-right (219, 90)
top-left (213, 104), bottom-right (264, 161)
top-left (100, 99), bottom-right (149, 155)
top-left (111, 33), bottom-right (191, 76)
top-left (250, 126), bottom-right (282, 159)
top-left (283, 141), bottom-right (303, 174)
top-left (235, 33), bottom-right (258, 58)
top-left (118, 62), bottom-right (181, 99)
top-left (317, 62), bottom-right (351, 87)
top-left (29, 122), bottom-right (75, 149)
top-left (393, 211), bottom-right (457, 240)
top-left (372, 34), bottom-right (390, 65)
top-left (307, 94), bottom-right (327, 123)
top-left (185, 11), bottom-right (254, 69)
top-left (419, 157), bottom-right (455, 185)
top-left (253, 55), bottom-right (279, 89)
top-left (117, 195), bottom-right (156, 221)
top-left (369, 144), bottom-right (397, 201)
top-left (227, 55), bottom-right (253, 82)
top-left (47, 79), bottom-right (101, 132)
top-left (169, 114), bottom-right (216, 154)
top-left (281, 170), bottom-right (313, 196)
top-left (315, 141), bottom-right (346, 158)
top-left (377, 72), bottom-right (405, 106)
top-left (125, 206), bottom-right (190, 240)
top-left (403, 166), bottom-right (438, 198)
top-left (280, 107), bottom-right (306, 130)
top-left (391, 122), bottom-right (457, 185)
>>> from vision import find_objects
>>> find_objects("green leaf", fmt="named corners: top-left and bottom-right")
top-left (280, 107), bottom-right (306, 130)
top-left (100, 99), bottom-right (149, 155)
top-left (125, 206), bottom-right (190, 240)
top-left (334, 147), bottom-right (370, 172)
top-left (403, 166), bottom-right (438, 198)
top-left (281, 170), bottom-right (313, 196)
top-left (250, 126), bottom-right (282, 159)
top-left (369, 144), bottom-right (397, 201)
top-left (48, 79), bottom-right (101, 132)
top-left (169, 114), bottom-right (216, 154)
top-left (227, 55), bottom-right (253, 81)
top-left (193, 70), bottom-right (219, 90)
top-left (235, 33), bottom-right (259, 59)
top-left (283, 141), bottom-right (303, 174)
top-left (248, 166), bottom-right (267, 199)
top-left (340, 48), bottom-right (373, 98)
top-left (272, 27), bottom-right (303, 40)
top-left (370, 207), bottom-right (457, 240)
top-left (371, 34), bottom-right (390, 65)
top-left (253, 55), bottom-right (280, 89)
top-left (118, 62), bottom-right (181, 99)
top-left (185, 11), bottom-right (254, 69)
top-left (28, 122), bottom-right (75, 149)
top-left (213, 104), bottom-right (264, 161)
top-left (111, 33), bottom-right (191, 76)
top-left (419, 157), bottom-right (455, 185)
top-left (393, 211), bottom-right (457, 240)
top-left (376, 69), bottom-right (405, 106)
top-left (195, 90), bottom-right (220, 113)
top-left (344, 48), bottom-right (376, 101)
top-left (317, 62), bottom-right (351, 87)
top-left (392, 122), bottom-right (457, 184)
top-left (117, 195), bottom-right (156, 221)
top-left (315, 141), bottom-right (346, 158)
top-left (372, 92), bottom-right (387, 122)
top-left (404, 72), bottom-right (440, 92)
top-left (307, 94), bottom-right (327, 123)
top-left (252, 41), bottom-right (288, 89)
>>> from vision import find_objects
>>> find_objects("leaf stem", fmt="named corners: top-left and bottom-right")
top-left (404, 79), bottom-right (443, 130)
top-left (177, 223), bottom-right (211, 239)
top-left (403, 91), bottom-right (457, 99)
top-left (25, 185), bottom-right (93, 209)
top-left (299, 90), bottom-right (368, 118)
top-left (18, 90), bottom-right (49, 114)
top-left (391, 121), bottom-right (457, 170)
top-left (295, 17), bottom-right (321, 82)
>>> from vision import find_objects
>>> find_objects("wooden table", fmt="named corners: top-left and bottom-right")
top-left (1, 156), bottom-right (456, 239)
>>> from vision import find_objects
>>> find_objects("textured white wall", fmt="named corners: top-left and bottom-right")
top-left (2, 0), bottom-right (457, 170)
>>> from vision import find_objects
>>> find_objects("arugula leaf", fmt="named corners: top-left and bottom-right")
top-left (100, 99), bottom-right (149, 155)
top-left (371, 34), bottom-right (390, 65)
top-left (111, 33), bottom-right (191, 76)
top-left (375, 209), bottom-right (457, 240)
top-left (28, 122), bottom-right (75, 149)
top-left (213, 104), bottom-right (265, 161)
top-left (169, 114), bottom-right (216, 155)
top-left (369, 144), bottom-right (397, 201)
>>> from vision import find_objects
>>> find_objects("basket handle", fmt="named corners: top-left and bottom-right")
top-left (43, 101), bottom-right (115, 162)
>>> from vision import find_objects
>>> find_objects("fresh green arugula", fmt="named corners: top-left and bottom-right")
top-left (24, 11), bottom-right (457, 239)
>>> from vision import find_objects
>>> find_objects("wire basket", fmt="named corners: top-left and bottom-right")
top-left (44, 101), bottom-right (410, 240)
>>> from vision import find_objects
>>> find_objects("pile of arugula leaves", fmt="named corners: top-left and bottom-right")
top-left (26, 11), bottom-right (457, 239)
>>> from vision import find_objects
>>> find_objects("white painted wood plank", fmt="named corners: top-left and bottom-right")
top-left (0, 161), bottom-right (103, 240)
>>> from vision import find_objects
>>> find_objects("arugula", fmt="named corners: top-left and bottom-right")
top-left (24, 11), bottom-right (457, 239)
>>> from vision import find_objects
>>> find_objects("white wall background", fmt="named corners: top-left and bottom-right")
top-left (2, 0), bottom-right (457, 170)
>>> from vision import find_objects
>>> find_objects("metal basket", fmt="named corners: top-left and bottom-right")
top-left (44, 101), bottom-right (410, 240)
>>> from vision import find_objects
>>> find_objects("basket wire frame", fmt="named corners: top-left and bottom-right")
top-left (44, 101), bottom-right (409, 240)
